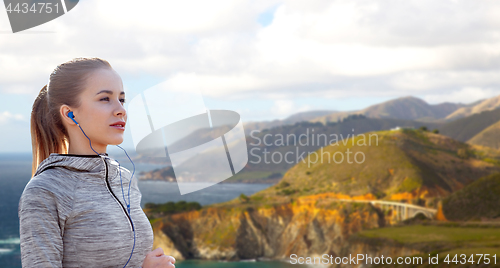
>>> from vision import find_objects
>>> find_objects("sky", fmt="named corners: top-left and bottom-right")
top-left (1, 0), bottom-right (500, 153)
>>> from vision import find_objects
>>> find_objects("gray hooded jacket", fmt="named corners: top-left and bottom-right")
top-left (18, 153), bottom-right (154, 267)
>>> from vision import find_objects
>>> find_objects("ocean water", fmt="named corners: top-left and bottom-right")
top-left (0, 153), bottom-right (31, 268)
top-left (0, 153), bottom-right (304, 268)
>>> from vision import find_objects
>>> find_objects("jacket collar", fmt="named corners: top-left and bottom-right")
top-left (34, 153), bottom-right (111, 178)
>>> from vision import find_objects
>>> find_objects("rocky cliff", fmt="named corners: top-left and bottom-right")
top-left (152, 194), bottom-right (385, 262)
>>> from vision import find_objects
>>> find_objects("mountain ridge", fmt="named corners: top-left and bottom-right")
top-left (446, 95), bottom-right (500, 121)
top-left (312, 96), bottom-right (469, 123)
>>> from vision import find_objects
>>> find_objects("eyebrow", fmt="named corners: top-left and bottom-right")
top-left (95, 90), bottom-right (125, 96)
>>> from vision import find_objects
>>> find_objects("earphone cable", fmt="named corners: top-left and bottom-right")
top-left (75, 123), bottom-right (101, 156)
top-left (74, 120), bottom-right (136, 268)
top-left (116, 144), bottom-right (135, 214)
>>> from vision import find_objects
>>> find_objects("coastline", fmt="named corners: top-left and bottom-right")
top-left (137, 177), bottom-right (281, 185)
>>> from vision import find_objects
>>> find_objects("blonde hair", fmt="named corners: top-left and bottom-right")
top-left (30, 57), bottom-right (112, 176)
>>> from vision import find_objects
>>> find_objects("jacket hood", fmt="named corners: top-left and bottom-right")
top-left (34, 153), bottom-right (112, 178)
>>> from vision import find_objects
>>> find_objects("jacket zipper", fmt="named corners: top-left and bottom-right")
top-left (102, 157), bottom-right (135, 231)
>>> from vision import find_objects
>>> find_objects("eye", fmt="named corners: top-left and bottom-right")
top-left (100, 97), bottom-right (110, 101)
top-left (120, 98), bottom-right (126, 104)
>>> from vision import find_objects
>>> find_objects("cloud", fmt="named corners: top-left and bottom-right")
top-left (0, 0), bottom-right (280, 93)
top-left (270, 99), bottom-right (311, 119)
top-left (390, 70), bottom-right (500, 95)
top-left (423, 87), bottom-right (499, 104)
top-left (0, 111), bottom-right (25, 124)
top-left (1, 0), bottom-right (500, 103)
top-left (0, 111), bottom-right (30, 152)
top-left (2, 0), bottom-right (500, 151)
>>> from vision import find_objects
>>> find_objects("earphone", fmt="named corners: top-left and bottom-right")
top-left (67, 111), bottom-right (136, 268)
top-left (67, 111), bottom-right (77, 124)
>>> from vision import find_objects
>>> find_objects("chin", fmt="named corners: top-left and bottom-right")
top-left (107, 137), bottom-right (124, 146)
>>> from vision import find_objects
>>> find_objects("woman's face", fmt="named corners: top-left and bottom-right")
top-left (71, 68), bottom-right (127, 150)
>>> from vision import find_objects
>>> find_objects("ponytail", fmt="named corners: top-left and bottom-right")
top-left (30, 57), bottom-right (112, 177)
top-left (30, 85), bottom-right (68, 176)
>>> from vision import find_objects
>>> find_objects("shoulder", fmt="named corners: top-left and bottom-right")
top-left (19, 170), bottom-right (79, 213)
top-left (24, 168), bottom-right (79, 196)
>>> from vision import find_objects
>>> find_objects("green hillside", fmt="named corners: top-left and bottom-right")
top-left (468, 120), bottom-right (500, 150)
top-left (253, 128), bottom-right (500, 202)
top-left (443, 172), bottom-right (500, 221)
top-left (358, 223), bottom-right (500, 268)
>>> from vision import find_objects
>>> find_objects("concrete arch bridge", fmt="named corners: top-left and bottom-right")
top-left (337, 199), bottom-right (437, 222)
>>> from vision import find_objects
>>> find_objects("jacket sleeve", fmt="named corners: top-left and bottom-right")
top-left (18, 185), bottom-right (66, 268)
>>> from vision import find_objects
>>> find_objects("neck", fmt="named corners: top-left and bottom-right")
top-left (67, 136), bottom-right (107, 155)
top-left (68, 145), bottom-right (107, 155)
top-left (66, 124), bottom-right (108, 155)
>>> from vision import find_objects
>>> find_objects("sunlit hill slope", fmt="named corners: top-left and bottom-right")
top-left (253, 128), bottom-right (500, 203)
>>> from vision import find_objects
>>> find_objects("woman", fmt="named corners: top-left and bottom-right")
top-left (19, 57), bottom-right (175, 268)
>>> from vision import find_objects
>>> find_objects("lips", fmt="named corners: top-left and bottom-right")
top-left (110, 121), bottom-right (126, 130)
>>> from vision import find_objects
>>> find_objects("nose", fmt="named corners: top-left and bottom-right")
top-left (114, 101), bottom-right (127, 119)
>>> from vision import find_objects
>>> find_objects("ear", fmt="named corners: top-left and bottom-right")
top-left (60, 105), bottom-right (77, 126)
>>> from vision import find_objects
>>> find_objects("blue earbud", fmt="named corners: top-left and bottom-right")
top-left (67, 111), bottom-right (79, 125)
top-left (68, 110), bottom-right (136, 268)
